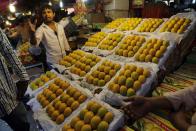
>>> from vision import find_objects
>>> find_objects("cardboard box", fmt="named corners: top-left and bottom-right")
top-left (87, 13), bottom-right (105, 24)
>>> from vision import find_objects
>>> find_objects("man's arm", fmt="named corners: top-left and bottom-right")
top-left (28, 20), bottom-right (43, 47)
top-left (164, 84), bottom-right (196, 111)
top-left (30, 31), bottom-right (37, 46)
top-left (59, 17), bottom-right (70, 28)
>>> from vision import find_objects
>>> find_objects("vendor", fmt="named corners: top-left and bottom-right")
top-left (29, 4), bottom-right (71, 69)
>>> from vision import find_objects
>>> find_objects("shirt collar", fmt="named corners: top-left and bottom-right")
top-left (41, 22), bottom-right (58, 28)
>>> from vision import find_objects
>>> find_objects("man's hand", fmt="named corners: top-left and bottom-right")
top-left (170, 107), bottom-right (191, 131)
top-left (28, 20), bottom-right (36, 33)
top-left (66, 49), bottom-right (72, 55)
top-left (122, 96), bottom-right (153, 121)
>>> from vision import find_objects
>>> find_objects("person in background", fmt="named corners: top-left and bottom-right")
top-left (95, 0), bottom-right (104, 13)
top-left (8, 15), bottom-right (31, 43)
top-left (29, 4), bottom-right (71, 69)
top-left (0, 28), bottom-right (30, 131)
top-left (122, 84), bottom-right (196, 131)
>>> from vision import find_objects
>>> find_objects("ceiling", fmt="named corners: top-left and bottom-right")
top-left (0, 0), bottom-right (76, 16)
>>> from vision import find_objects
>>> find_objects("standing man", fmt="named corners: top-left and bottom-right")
top-left (0, 27), bottom-right (30, 131)
top-left (29, 5), bottom-right (71, 69)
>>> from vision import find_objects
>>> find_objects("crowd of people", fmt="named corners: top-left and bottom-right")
top-left (0, 4), bottom-right (196, 131)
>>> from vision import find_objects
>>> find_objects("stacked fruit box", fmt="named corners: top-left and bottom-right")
top-left (93, 33), bottom-right (124, 56)
top-left (60, 98), bottom-right (124, 131)
top-left (81, 59), bottom-right (122, 92)
top-left (67, 53), bottom-right (102, 80)
top-left (82, 32), bottom-right (108, 51)
top-left (27, 70), bottom-right (58, 96)
top-left (59, 50), bottom-right (87, 68)
top-left (109, 35), bottom-right (147, 62)
top-left (106, 62), bottom-right (157, 97)
top-left (132, 18), bottom-right (166, 36)
top-left (159, 17), bottom-right (192, 34)
top-left (134, 37), bottom-right (176, 67)
top-left (158, 13), bottom-right (196, 52)
top-left (33, 78), bottom-right (92, 130)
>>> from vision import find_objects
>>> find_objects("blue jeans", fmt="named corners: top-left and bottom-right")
top-left (0, 119), bottom-right (13, 131)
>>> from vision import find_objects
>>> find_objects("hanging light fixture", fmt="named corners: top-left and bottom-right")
top-left (48, 1), bottom-right (52, 6)
top-left (6, 20), bottom-right (11, 26)
top-left (59, 0), bottom-right (63, 8)
top-left (9, 3), bottom-right (16, 13)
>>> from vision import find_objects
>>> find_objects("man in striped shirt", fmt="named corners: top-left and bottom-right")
top-left (0, 28), bottom-right (30, 131)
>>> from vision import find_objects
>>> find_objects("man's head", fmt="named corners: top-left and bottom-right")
top-left (41, 4), bottom-right (55, 23)
top-left (16, 15), bottom-right (30, 26)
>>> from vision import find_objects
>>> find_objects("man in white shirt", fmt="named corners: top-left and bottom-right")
top-left (29, 5), bottom-right (71, 68)
top-left (122, 84), bottom-right (196, 131)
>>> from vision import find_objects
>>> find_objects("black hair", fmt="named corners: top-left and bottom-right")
top-left (15, 15), bottom-right (30, 25)
top-left (40, 4), bottom-right (55, 13)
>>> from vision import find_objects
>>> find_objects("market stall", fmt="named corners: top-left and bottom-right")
top-left (24, 11), bottom-right (196, 131)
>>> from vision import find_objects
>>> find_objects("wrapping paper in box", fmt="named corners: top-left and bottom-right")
top-left (32, 80), bottom-right (93, 131)
top-left (134, 36), bottom-right (176, 69)
top-left (58, 97), bottom-right (124, 131)
top-left (26, 70), bottom-right (59, 97)
top-left (108, 34), bottom-right (149, 62)
top-left (99, 62), bottom-right (158, 103)
top-left (101, 28), bottom-right (116, 33)
top-left (52, 64), bottom-right (70, 74)
top-left (80, 58), bottom-right (123, 93)
top-left (93, 32), bottom-right (125, 57)
top-left (81, 46), bottom-right (98, 52)
top-left (64, 53), bottom-right (102, 81)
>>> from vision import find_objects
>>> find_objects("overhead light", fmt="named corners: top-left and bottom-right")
top-left (82, 0), bottom-right (87, 2)
top-left (7, 15), bottom-right (16, 21)
top-left (27, 11), bottom-right (31, 15)
top-left (48, 1), bottom-right (52, 6)
top-left (9, 4), bottom-right (16, 13)
top-left (67, 8), bottom-right (75, 15)
top-left (59, 1), bottom-right (63, 8)
top-left (6, 20), bottom-right (11, 26)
